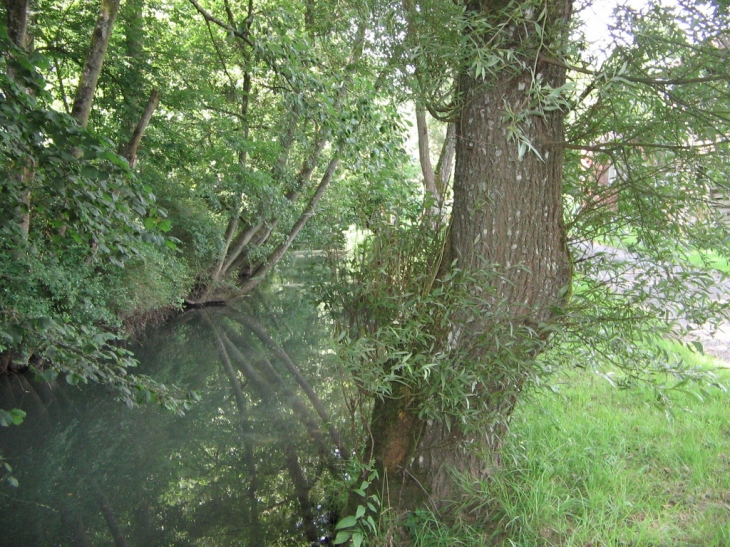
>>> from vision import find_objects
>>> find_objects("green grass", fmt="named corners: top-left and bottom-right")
top-left (685, 249), bottom-right (730, 275)
top-left (489, 345), bottom-right (730, 547)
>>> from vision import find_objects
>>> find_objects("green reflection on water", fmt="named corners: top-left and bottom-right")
top-left (0, 272), bottom-right (347, 546)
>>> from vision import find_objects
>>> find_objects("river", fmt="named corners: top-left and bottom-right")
top-left (0, 271), bottom-right (347, 546)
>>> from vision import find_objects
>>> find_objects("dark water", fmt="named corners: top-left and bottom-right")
top-left (0, 281), bottom-right (348, 546)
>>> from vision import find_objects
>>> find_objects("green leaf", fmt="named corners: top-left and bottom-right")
top-left (8, 409), bottom-right (26, 425)
top-left (7, 476), bottom-right (19, 488)
top-left (66, 373), bottom-right (80, 386)
top-left (80, 165), bottom-right (101, 180)
top-left (99, 149), bottom-right (128, 168)
top-left (355, 505), bottom-right (366, 519)
top-left (0, 408), bottom-right (25, 427)
top-left (352, 531), bottom-right (364, 547)
top-left (36, 368), bottom-right (58, 383)
top-left (36, 317), bottom-right (54, 331)
top-left (333, 531), bottom-right (351, 545)
top-left (335, 515), bottom-right (358, 530)
top-left (158, 219), bottom-right (172, 232)
top-left (144, 217), bottom-right (157, 231)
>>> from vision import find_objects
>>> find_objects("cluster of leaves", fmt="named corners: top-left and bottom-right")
top-left (333, 463), bottom-right (380, 546)
top-left (324, 192), bottom-right (553, 445)
top-left (566, 1), bottom-right (730, 244)
top-left (0, 26), bottom-right (191, 410)
top-left (552, 0), bottom-right (730, 392)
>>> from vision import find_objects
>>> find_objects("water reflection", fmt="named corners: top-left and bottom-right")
top-left (0, 282), bottom-right (346, 546)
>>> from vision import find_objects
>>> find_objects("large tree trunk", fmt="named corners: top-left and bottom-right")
top-left (368, 0), bottom-right (573, 516)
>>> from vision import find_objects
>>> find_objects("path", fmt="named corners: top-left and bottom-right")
top-left (574, 241), bottom-right (730, 363)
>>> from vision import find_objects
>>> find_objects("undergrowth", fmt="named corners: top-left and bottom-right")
top-left (383, 340), bottom-right (730, 547)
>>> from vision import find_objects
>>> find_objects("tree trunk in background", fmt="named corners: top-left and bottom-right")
top-left (94, 483), bottom-right (130, 547)
top-left (119, 88), bottom-right (160, 167)
top-left (61, 506), bottom-right (94, 547)
top-left (71, 0), bottom-right (121, 127)
top-left (4, 0), bottom-right (28, 49)
top-left (368, 0), bottom-right (573, 514)
top-left (119, 0), bottom-right (145, 131)
top-left (416, 104), bottom-right (439, 204)
top-left (4, 0), bottom-right (33, 239)
top-left (117, 0), bottom-right (160, 168)
top-left (435, 121), bottom-right (455, 194)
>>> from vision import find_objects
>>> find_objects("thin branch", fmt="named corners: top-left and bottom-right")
top-left (539, 53), bottom-right (730, 86)
top-left (53, 57), bottom-right (71, 114)
top-left (204, 18), bottom-right (237, 93)
top-left (548, 139), bottom-right (730, 152)
top-left (188, 0), bottom-right (255, 48)
top-left (237, 158), bottom-right (340, 295)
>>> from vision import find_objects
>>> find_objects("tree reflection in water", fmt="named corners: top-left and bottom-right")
top-left (0, 283), bottom-right (347, 546)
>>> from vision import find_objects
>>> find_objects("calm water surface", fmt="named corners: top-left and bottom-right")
top-left (0, 282), bottom-right (346, 546)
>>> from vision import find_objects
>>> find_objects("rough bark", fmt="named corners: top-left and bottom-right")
top-left (71, 0), bottom-right (121, 127)
top-left (368, 0), bottom-right (573, 515)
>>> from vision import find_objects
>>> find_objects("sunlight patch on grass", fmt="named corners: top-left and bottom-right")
top-left (685, 249), bottom-right (730, 275)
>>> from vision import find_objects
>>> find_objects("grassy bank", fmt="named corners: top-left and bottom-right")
top-left (397, 341), bottom-right (730, 547)
top-left (489, 348), bottom-right (730, 546)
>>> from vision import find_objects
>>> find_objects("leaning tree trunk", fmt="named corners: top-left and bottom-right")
top-left (71, 0), bottom-right (121, 128)
top-left (368, 0), bottom-right (573, 516)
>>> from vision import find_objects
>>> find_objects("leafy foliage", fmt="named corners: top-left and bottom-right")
top-left (0, 23), bottom-right (190, 409)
